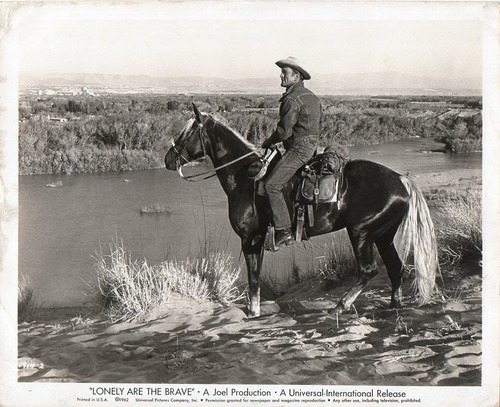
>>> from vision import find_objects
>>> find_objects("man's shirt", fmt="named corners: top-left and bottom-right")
top-left (270, 81), bottom-right (322, 151)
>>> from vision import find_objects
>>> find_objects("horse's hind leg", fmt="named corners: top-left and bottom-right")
top-left (332, 231), bottom-right (378, 315)
top-left (376, 239), bottom-right (404, 309)
top-left (375, 222), bottom-right (407, 308)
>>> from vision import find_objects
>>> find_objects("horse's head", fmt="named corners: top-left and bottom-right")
top-left (165, 103), bottom-right (207, 173)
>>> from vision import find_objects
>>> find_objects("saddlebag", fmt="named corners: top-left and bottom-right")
top-left (299, 173), bottom-right (338, 204)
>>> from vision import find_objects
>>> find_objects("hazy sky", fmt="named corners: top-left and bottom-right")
top-left (16, 3), bottom-right (482, 83)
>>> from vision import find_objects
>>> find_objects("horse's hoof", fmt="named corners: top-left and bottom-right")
top-left (390, 300), bottom-right (402, 309)
top-left (246, 310), bottom-right (260, 318)
top-left (329, 306), bottom-right (344, 316)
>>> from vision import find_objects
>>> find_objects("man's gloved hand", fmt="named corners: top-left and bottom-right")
top-left (261, 138), bottom-right (276, 149)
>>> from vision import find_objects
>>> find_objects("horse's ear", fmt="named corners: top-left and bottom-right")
top-left (192, 103), bottom-right (203, 124)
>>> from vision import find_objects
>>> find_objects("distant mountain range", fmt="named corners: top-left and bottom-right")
top-left (19, 71), bottom-right (481, 96)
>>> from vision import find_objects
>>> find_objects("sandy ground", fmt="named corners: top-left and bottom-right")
top-left (18, 270), bottom-right (481, 385)
top-left (18, 167), bottom-right (482, 385)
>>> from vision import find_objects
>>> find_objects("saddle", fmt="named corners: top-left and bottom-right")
top-left (248, 147), bottom-right (347, 250)
top-left (292, 150), bottom-right (346, 244)
top-left (296, 151), bottom-right (345, 204)
top-left (249, 148), bottom-right (345, 202)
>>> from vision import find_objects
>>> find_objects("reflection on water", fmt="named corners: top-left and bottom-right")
top-left (19, 139), bottom-right (481, 306)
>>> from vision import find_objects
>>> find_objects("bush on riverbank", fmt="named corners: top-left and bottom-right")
top-left (18, 110), bottom-right (181, 174)
top-left (19, 93), bottom-right (481, 174)
top-left (20, 143), bottom-right (163, 175)
top-left (433, 112), bottom-right (482, 153)
top-left (92, 241), bottom-right (243, 322)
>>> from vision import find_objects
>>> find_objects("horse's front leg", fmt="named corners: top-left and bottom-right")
top-left (242, 240), bottom-right (265, 318)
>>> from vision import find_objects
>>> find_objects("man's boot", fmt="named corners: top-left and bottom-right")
top-left (275, 228), bottom-right (294, 247)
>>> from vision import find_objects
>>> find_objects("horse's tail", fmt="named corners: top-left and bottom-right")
top-left (398, 175), bottom-right (440, 305)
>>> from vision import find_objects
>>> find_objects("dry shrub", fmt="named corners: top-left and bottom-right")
top-left (92, 240), bottom-right (243, 322)
top-left (166, 253), bottom-right (243, 305)
top-left (435, 189), bottom-right (482, 265)
top-left (318, 231), bottom-right (358, 286)
top-left (18, 274), bottom-right (40, 322)
top-left (93, 243), bottom-right (170, 322)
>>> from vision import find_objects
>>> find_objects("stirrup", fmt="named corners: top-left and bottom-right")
top-left (264, 226), bottom-right (294, 251)
top-left (264, 226), bottom-right (279, 252)
top-left (275, 229), bottom-right (293, 247)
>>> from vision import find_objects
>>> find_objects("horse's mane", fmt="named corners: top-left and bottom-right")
top-left (180, 118), bottom-right (196, 139)
top-left (207, 113), bottom-right (258, 152)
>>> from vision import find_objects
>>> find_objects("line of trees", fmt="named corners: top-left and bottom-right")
top-left (18, 93), bottom-right (482, 175)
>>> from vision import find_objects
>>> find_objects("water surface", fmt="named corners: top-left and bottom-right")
top-left (19, 139), bottom-right (481, 306)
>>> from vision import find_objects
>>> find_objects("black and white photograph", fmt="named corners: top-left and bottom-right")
top-left (0, 1), bottom-right (498, 406)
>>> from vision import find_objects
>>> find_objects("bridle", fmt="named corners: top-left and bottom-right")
top-left (170, 117), bottom-right (257, 182)
top-left (170, 119), bottom-right (206, 168)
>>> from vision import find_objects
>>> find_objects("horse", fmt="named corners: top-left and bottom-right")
top-left (165, 104), bottom-right (439, 318)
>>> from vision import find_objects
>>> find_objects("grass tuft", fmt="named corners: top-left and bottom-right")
top-left (92, 241), bottom-right (170, 322)
top-left (318, 232), bottom-right (358, 287)
top-left (435, 189), bottom-right (482, 266)
top-left (18, 274), bottom-right (40, 322)
top-left (92, 240), bottom-right (243, 322)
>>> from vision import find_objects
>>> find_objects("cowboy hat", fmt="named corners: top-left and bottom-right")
top-left (275, 56), bottom-right (311, 80)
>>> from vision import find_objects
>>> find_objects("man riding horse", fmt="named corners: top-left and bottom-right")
top-left (165, 57), bottom-right (439, 317)
top-left (261, 56), bottom-right (322, 248)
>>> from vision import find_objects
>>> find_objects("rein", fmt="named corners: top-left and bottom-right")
top-left (172, 119), bottom-right (259, 182)
top-left (177, 150), bottom-right (257, 182)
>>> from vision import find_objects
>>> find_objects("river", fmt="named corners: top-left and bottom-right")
top-left (19, 139), bottom-right (481, 306)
